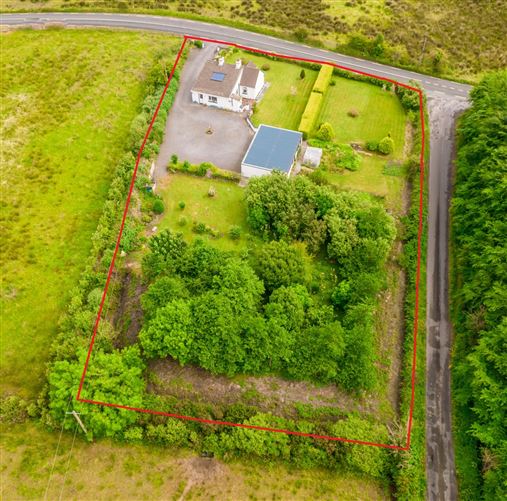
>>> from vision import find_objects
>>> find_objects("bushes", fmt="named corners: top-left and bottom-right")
top-left (169, 160), bottom-right (240, 182)
top-left (152, 198), bottom-right (164, 214)
top-left (298, 91), bottom-right (323, 136)
top-left (316, 122), bottom-right (335, 142)
top-left (378, 136), bottom-right (395, 155)
top-left (312, 64), bottom-right (333, 94)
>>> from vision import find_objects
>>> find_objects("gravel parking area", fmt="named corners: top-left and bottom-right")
top-left (155, 44), bottom-right (253, 180)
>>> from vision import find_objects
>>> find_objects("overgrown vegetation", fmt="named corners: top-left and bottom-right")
top-left (450, 70), bottom-right (507, 500)
top-left (3, 0), bottom-right (505, 81)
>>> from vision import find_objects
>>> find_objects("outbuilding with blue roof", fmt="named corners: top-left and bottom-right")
top-left (241, 124), bottom-right (302, 178)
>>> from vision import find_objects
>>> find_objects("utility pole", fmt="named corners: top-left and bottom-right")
top-left (419, 34), bottom-right (428, 65)
top-left (66, 410), bottom-right (88, 435)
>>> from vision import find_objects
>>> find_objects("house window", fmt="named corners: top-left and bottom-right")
top-left (208, 95), bottom-right (218, 103)
top-left (242, 88), bottom-right (248, 95)
top-left (199, 93), bottom-right (203, 99)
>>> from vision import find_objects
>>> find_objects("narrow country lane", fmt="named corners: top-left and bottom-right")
top-left (426, 96), bottom-right (469, 501)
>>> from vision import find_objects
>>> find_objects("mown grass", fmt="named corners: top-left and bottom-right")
top-left (319, 78), bottom-right (407, 157)
top-left (0, 422), bottom-right (390, 500)
top-left (224, 50), bottom-right (318, 130)
top-left (156, 173), bottom-right (256, 252)
top-left (0, 29), bottom-right (182, 398)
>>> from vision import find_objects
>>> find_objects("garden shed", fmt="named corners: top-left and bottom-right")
top-left (241, 124), bottom-right (302, 178)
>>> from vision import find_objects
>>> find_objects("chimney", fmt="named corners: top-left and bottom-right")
top-left (235, 59), bottom-right (242, 69)
top-left (218, 56), bottom-right (225, 66)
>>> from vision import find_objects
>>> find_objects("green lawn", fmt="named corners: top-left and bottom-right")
top-left (319, 77), bottom-right (407, 156)
top-left (314, 77), bottom-right (408, 213)
top-left (156, 174), bottom-right (255, 251)
top-left (225, 50), bottom-right (318, 130)
top-left (0, 29), bottom-right (181, 398)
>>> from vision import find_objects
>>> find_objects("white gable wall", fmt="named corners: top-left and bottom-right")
top-left (191, 91), bottom-right (242, 112)
top-left (239, 71), bottom-right (265, 100)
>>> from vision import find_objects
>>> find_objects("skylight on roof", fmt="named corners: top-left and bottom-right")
top-left (211, 72), bottom-right (226, 82)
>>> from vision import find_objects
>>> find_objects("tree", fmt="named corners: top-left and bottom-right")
top-left (139, 300), bottom-right (194, 362)
top-left (48, 346), bottom-right (145, 438)
top-left (141, 276), bottom-right (188, 319)
top-left (191, 292), bottom-right (245, 375)
top-left (300, 69), bottom-right (306, 79)
top-left (289, 321), bottom-right (345, 382)
top-left (253, 240), bottom-right (306, 292)
top-left (316, 122), bottom-right (335, 142)
top-left (142, 229), bottom-right (187, 279)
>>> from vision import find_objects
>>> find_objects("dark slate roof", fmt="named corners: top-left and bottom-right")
top-left (192, 60), bottom-right (241, 97)
top-left (242, 125), bottom-right (302, 173)
top-left (240, 63), bottom-right (260, 88)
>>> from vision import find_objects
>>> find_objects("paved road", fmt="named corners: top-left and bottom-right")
top-left (0, 12), bottom-right (471, 99)
top-left (1, 12), bottom-right (471, 500)
top-left (426, 96), bottom-right (469, 501)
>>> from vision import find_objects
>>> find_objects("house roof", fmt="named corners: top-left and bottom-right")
top-left (240, 63), bottom-right (260, 88)
top-left (242, 125), bottom-right (302, 173)
top-left (192, 60), bottom-right (241, 98)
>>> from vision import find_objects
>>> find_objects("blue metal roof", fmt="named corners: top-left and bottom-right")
top-left (243, 125), bottom-right (302, 173)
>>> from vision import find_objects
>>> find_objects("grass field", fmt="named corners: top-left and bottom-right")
top-left (1, 423), bottom-right (390, 500)
top-left (0, 29), bottom-right (181, 398)
top-left (156, 174), bottom-right (255, 252)
top-left (319, 78), bottom-right (407, 157)
top-left (1, 0), bottom-right (504, 82)
top-left (225, 50), bottom-right (318, 130)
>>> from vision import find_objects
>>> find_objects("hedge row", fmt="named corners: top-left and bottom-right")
top-left (392, 83), bottom-right (428, 500)
top-left (313, 64), bottom-right (333, 94)
top-left (298, 91), bottom-right (323, 137)
top-left (168, 160), bottom-right (240, 182)
top-left (38, 54), bottom-right (184, 422)
top-left (332, 67), bottom-right (393, 91)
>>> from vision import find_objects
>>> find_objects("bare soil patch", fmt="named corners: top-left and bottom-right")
top-left (147, 358), bottom-right (379, 420)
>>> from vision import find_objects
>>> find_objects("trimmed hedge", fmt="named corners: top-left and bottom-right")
top-left (298, 91), bottom-right (323, 137)
top-left (313, 64), bottom-right (333, 94)
top-left (169, 160), bottom-right (240, 182)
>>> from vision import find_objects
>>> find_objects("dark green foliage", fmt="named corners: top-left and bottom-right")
top-left (48, 346), bottom-right (145, 439)
top-left (252, 240), bottom-right (306, 292)
top-left (152, 198), bottom-right (164, 214)
top-left (451, 70), bottom-right (507, 499)
top-left (141, 276), bottom-right (188, 319)
top-left (178, 200), bottom-right (185, 210)
top-left (300, 68), bottom-right (306, 79)
top-left (142, 229), bottom-right (187, 280)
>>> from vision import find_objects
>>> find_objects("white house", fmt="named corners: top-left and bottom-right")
top-left (191, 57), bottom-right (264, 112)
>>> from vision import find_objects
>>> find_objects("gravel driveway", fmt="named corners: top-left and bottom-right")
top-left (155, 43), bottom-right (253, 180)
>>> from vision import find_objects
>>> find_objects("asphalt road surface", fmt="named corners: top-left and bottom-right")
top-left (426, 96), bottom-right (469, 501)
top-left (1, 12), bottom-right (471, 500)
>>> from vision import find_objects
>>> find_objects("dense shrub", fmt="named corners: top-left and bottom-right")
top-left (378, 136), bottom-right (395, 155)
top-left (152, 198), bottom-right (164, 214)
top-left (48, 346), bottom-right (145, 439)
top-left (316, 122), bottom-right (335, 142)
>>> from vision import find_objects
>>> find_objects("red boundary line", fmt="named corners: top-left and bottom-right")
top-left (76, 35), bottom-right (425, 451)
